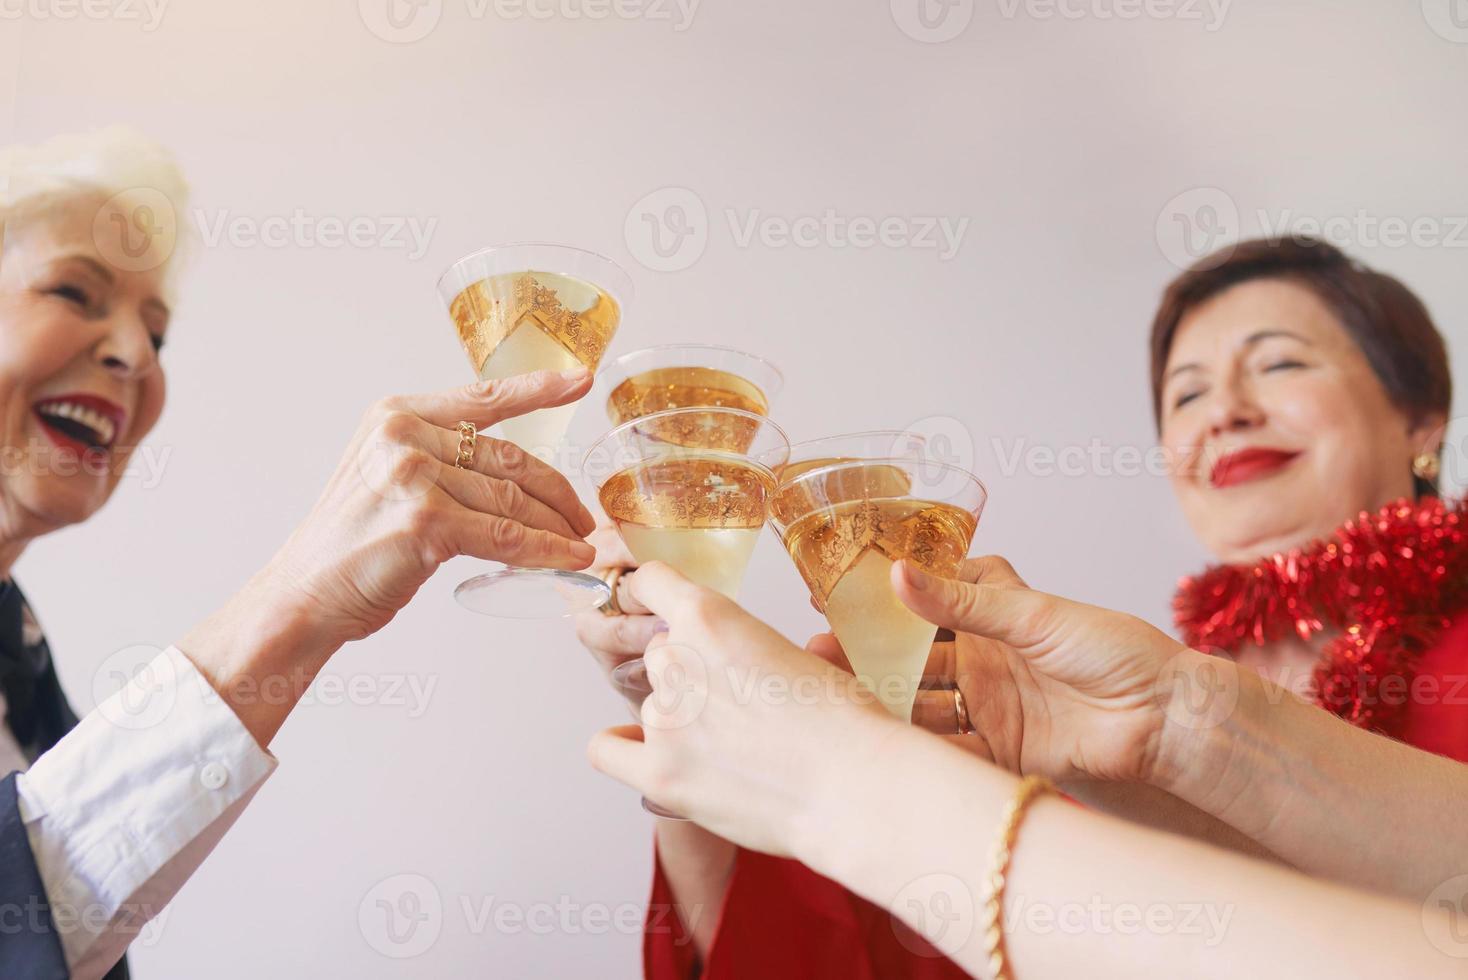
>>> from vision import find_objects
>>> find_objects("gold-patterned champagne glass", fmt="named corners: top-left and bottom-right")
top-left (594, 344), bottom-right (784, 686)
top-left (586, 407), bottom-right (789, 818)
top-left (437, 243), bottom-right (633, 619)
top-left (770, 457), bottom-right (986, 722)
top-left (774, 430), bottom-right (931, 483)
top-left (599, 344), bottom-right (784, 424)
top-left (586, 407), bottom-right (789, 602)
top-left (605, 432), bottom-right (926, 730)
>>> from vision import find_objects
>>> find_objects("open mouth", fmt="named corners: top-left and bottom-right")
top-left (32, 395), bottom-right (125, 453)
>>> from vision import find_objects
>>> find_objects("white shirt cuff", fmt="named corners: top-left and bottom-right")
top-left (15, 645), bottom-right (277, 979)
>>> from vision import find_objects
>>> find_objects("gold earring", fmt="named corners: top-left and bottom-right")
top-left (1412, 453), bottom-right (1441, 481)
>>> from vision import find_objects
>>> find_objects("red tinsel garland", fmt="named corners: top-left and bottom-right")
top-left (1173, 496), bottom-right (1468, 735)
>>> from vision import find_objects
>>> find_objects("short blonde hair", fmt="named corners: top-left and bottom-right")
top-left (0, 126), bottom-right (191, 295)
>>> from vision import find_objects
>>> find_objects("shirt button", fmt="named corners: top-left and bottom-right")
top-left (200, 762), bottom-right (229, 790)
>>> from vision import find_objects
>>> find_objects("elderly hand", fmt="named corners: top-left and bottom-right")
top-left (257, 369), bottom-right (598, 647)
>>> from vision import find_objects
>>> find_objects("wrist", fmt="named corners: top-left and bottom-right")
top-left (177, 573), bottom-right (341, 747)
top-left (790, 713), bottom-right (948, 882)
top-left (249, 558), bottom-right (350, 651)
top-left (793, 716), bottom-right (1023, 931)
top-left (1151, 648), bottom-right (1273, 815)
top-left (242, 571), bottom-right (340, 663)
top-left (1149, 648), bottom-right (1234, 792)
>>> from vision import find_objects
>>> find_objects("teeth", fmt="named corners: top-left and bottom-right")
top-left (36, 400), bottom-right (117, 446)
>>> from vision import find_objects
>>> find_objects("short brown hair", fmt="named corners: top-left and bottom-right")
top-left (1149, 236), bottom-right (1452, 494)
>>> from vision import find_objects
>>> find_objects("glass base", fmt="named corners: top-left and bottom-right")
top-left (453, 567), bottom-right (610, 619)
top-left (609, 658), bottom-right (689, 822)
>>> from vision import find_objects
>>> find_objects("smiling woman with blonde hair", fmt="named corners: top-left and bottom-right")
top-left (0, 128), bottom-right (600, 979)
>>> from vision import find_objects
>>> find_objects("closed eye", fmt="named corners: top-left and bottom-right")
top-left (1263, 359), bottom-right (1306, 373)
top-left (1173, 389), bottom-right (1205, 410)
top-left (49, 283), bottom-right (92, 307)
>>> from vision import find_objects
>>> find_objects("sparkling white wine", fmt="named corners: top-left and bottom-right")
top-left (607, 366), bottom-right (769, 424)
top-left (773, 459), bottom-right (915, 498)
top-left (449, 270), bottom-right (620, 454)
top-left (599, 454), bottom-right (774, 599)
top-left (617, 525), bottom-right (762, 600)
top-left (780, 498), bottom-right (976, 721)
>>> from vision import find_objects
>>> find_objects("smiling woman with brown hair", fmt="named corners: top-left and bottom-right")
top-left (0, 128), bottom-right (600, 979)
top-left (1151, 237), bottom-right (1450, 514)
top-left (1153, 237), bottom-right (1458, 742)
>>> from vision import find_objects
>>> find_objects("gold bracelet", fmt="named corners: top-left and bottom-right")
top-left (982, 775), bottom-right (1055, 980)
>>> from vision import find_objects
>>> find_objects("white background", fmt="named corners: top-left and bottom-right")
top-left (3, 0), bottom-right (1467, 975)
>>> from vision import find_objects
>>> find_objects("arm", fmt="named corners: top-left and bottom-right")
top-left (653, 820), bottom-right (736, 960)
top-left (890, 558), bottom-right (1468, 900)
top-left (16, 643), bottom-right (280, 979)
top-left (1056, 781), bottom-right (1286, 865)
top-left (1153, 650), bottom-right (1468, 900)
top-left (587, 562), bottom-right (1464, 979)
top-left (14, 371), bottom-right (599, 979)
top-left (573, 522), bottom-right (735, 965)
top-left (800, 724), bottom-right (1455, 980)
top-left (806, 583), bottom-right (1285, 865)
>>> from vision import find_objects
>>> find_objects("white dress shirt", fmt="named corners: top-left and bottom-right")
top-left (1, 646), bottom-right (277, 980)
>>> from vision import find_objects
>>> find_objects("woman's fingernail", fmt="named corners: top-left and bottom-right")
top-left (560, 368), bottom-right (590, 382)
top-left (903, 562), bottom-right (933, 592)
top-left (651, 620), bottom-right (670, 635)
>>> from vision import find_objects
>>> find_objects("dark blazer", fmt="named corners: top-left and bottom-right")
top-left (0, 581), bottom-right (129, 979)
top-left (0, 771), bottom-right (70, 979)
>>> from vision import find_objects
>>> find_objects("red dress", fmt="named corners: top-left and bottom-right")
top-left (644, 840), bottom-right (966, 979)
top-left (643, 498), bottom-right (1468, 979)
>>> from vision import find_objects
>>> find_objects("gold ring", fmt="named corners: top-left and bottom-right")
top-left (599, 567), bottom-right (626, 616)
top-left (454, 421), bottom-right (476, 469)
top-left (954, 687), bottom-right (973, 735)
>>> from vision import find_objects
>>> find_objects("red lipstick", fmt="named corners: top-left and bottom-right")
top-left (31, 393), bottom-right (128, 457)
top-left (1209, 448), bottom-right (1300, 489)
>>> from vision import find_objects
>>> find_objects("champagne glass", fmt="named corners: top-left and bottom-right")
top-left (586, 406), bottom-right (789, 601)
top-left (770, 458), bottom-right (986, 722)
top-left (437, 243), bottom-right (633, 619)
top-left (774, 430), bottom-right (930, 482)
top-left (586, 406), bottom-right (789, 817)
top-left (599, 344), bottom-right (784, 423)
